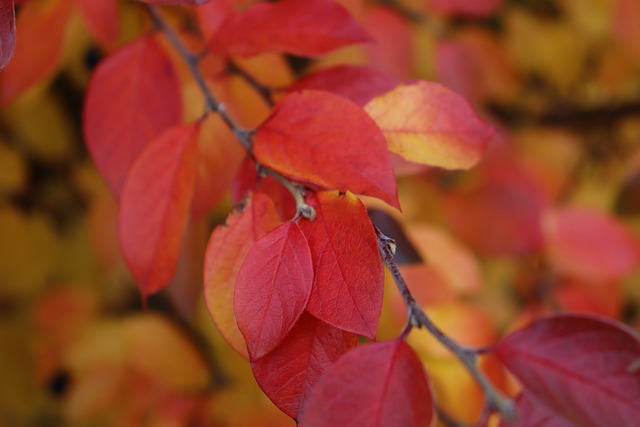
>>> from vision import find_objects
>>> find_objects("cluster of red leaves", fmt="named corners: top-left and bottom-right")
top-left (4, 0), bottom-right (640, 425)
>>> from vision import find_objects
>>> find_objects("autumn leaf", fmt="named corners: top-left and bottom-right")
top-left (119, 124), bottom-right (199, 300)
top-left (254, 90), bottom-right (399, 208)
top-left (299, 191), bottom-right (383, 338)
top-left (0, 0), bottom-right (15, 69)
top-left (234, 221), bottom-right (314, 359)
top-left (251, 312), bottom-right (358, 419)
top-left (364, 81), bottom-right (494, 170)
top-left (209, 0), bottom-right (370, 57)
top-left (1, 0), bottom-right (75, 105)
top-left (83, 34), bottom-right (183, 195)
top-left (299, 340), bottom-right (434, 427)
top-left (287, 65), bottom-right (400, 106)
top-left (494, 314), bottom-right (640, 427)
top-left (203, 192), bottom-right (281, 358)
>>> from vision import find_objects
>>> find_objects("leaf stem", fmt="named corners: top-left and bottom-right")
top-left (375, 227), bottom-right (516, 422)
top-left (226, 60), bottom-right (276, 107)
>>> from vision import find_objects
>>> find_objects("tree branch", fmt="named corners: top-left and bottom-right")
top-left (149, 3), bottom-right (514, 422)
top-left (376, 227), bottom-right (516, 422)
top-left (146, 5), bottom-right (314, 220)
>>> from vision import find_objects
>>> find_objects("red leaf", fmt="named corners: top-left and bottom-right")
top-left (1, 0), bottom-right (74, 105)
top-left (542, 207), bottom-right (640, 283)
top-left (77, 0), bottom-right (119, 47)
top-left (288, 65), bottom-right (400, 106)
top-left (365, 81), bottom-right (494, 170)
top-left (209, 0), bottom-right (370, 57)
top-left (299, 191), bottom-right (383, 338)
top-left (203, 192), bottom-right (281, 358)
top-left (299, 340), bottom-right (434, 427)
top-left (494, 314), bottom-right (640, 427)
top-left (83, 35), bottom-right (183, 195)
top-left (119, 124), bottom-right (199, 300)
top-left (254, 90), bottom-right (399, 208)
top-left (234, 221), bottom-right (314, 359)
top-left (499, 392), bottom-right (574, 427)
top-left (251, 312), bottom-right (358, 419)
top-left (0, 0), bottom-right (15, 69)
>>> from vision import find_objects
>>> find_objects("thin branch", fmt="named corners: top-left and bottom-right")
top-left (146, 5), bottom-right (253, 152)
top-left (146, 5), bottom-right (314, 220)
top-left (376, 227), bottom-right (516, 422)
top-left (227, 60), bottom-right (276, 107)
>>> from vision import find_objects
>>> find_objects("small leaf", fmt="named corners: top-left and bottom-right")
top-left (499, 392), bottom-right (574, 427)
top-left (288, 65), bottom-right (400, 106)
top-left (203, 192), bottom-right (281, 358)
top-left (251, 312), bottom-right (358, 419)
top-left (542, 207), bottom-right (640, 282)
top-left (365, 81), bottom-right (494, 170)
top-left (234, 221), bottom-right (314, 359)
top-left (299, 191), bottom-right (383, 338)
top-left (0, 0), bottom-right (16, 69)
top-left (1, 0), bottom-right (75, 105)
top-left (300, 340), bottom-right (434, 427)
top-left (494, 314), bottom-right (640, 427)
top-left (210, 0), bottom-right (370, 58)
top-left (255, 90), bottom-right (399, 208)
top-left (119, 124), bottom-right (199, 300)
top-left (83, 35), bottom-right (183, 195)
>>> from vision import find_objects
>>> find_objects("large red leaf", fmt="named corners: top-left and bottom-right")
top-left (254, 90), bottom-right (399, 208)
top-left (287, 65), bottom-right (400, 106)
top-left (209, 0), bottom-right (370, 57)
top-left (0, 0), bottom-right (15, 69)
top-left (119, 124), bottom-right (199, 300)
top-left (77, 0), bottom-right (119, 47)
top-left (203, 192), bottom-right (281, 358)
top-left (251, 312), bottom-right (358, 419)
top-left (299, 339), bottom-right (434, 427)
top-left (364, 81), bottom-right (494, 170)
top-left (542, 207), bottom-right (640, 283)
top-left (1, 0), bottom-right (74, 105)
top-left (299, 191), bottom-right (383, 338)
top-left (494, 314), bottom-right (640, 427)
top-left (498, 392), bottom-right (573, 427)
top-left (83, 35), bottom-right (182, 195)
top-left (234, 221), bottom-right (314, 359)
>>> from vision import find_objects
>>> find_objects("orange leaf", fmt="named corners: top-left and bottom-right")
top-left (119, 124), bottom-right (199, 300)
top-left (365, 81), bottom-right (494, 170)
top-left (255, 90), bottom-right (399, 208)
